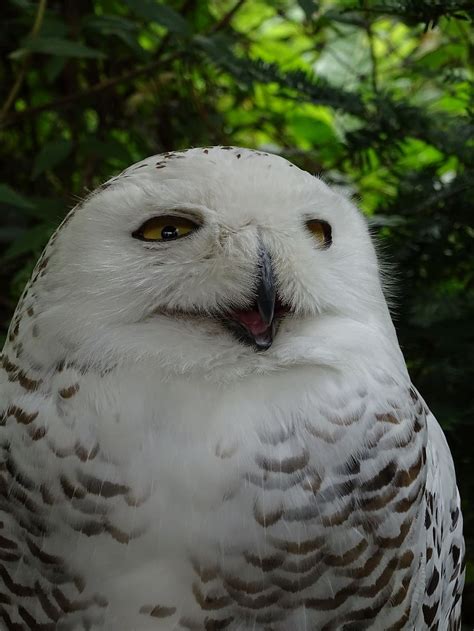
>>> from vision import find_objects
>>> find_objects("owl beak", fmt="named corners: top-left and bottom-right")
top-left (227, 245), bottom-right (277, 351)
top-left (256, 245), bottom-right (276, 327)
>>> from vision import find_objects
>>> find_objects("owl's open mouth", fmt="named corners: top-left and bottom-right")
top-left (224, 244), bottom-right (290, 351)
top-left (226, 296), bottom-right (290, 351)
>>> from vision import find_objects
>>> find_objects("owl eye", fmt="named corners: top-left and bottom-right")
top-left (132, 215), bottom-right (200, 242)
top-left (305, 219), bottom-right (332, 248)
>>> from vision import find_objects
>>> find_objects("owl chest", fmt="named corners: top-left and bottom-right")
top-left (85, 376), bottom-right (360, 541)
top-left (86, 395), bottom-right (423, 631)
top-left (30, 369), bottom-right (425, 629)
top-left (64, 369), bottom-right (423, 550)
top-left (77, 383), bottom-right (409, 554)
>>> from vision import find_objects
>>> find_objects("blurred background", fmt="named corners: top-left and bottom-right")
top-left (1, 0), bottom-right (473, 622)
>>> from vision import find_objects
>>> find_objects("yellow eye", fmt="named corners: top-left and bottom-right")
top-left (306, 219), bottom-right (332, 248)
top-left (133, 215), bottom-right (200, 242)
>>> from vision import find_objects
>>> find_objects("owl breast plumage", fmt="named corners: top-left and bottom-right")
top-left (0, 147), bottom-right (464, 630)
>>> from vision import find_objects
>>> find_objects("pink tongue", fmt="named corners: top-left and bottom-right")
top-left (233, 309), bottom-right (269, 335)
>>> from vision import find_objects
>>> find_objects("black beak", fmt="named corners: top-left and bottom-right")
top-left (225, 242), bottom-right (278, 352)
top-left (251, 244), bottom-right (277, 351)
top-left (256, 245), bottom-right (276, 327)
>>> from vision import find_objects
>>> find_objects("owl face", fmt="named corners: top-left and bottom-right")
top-left (39, 147), bottom-right (389, 376)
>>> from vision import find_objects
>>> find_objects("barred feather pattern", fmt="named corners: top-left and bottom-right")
top-left (0, 339), bottom-right (464, 629)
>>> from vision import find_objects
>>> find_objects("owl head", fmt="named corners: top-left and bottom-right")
top-left (26, 147), bottom-right (396, 379)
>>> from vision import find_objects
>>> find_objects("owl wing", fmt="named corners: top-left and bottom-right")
top-left (0, 351), bottom-right (110, 629)
top-left (421, 401), bottom-right (465, 630)
top-left (0, 358), bottom-right (53, 628)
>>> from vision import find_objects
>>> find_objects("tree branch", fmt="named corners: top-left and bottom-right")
top-left (1, 54), bottom-right (178, 128)
top-left (209, 0), bottom-right (246, 33)
top-left (0, 0), bottom-right (48, 122)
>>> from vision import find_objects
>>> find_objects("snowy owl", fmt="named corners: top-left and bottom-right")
top-left (0, 146), bottom-right (464, 630)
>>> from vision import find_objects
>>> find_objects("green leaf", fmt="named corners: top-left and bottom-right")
top-left (37, 15), bottom-right (69, 39)
top-left (122, 0), bottom-right (191, 35)
top-left (289, 115), bottom-right (337, 145)
top-left (32, 140), bottom-right (73, 179)
top-left (82, 14), bottom-right (145, 56)
top-left (20, 36), bottom-right (106, 59)
top-left (9, 0), bottom-right (32, 8)
top-left (1, 224), bottom-right (53, 263)
top-left (8, 48), bottom-right (29, 61)
top-left (44, 56), bottom-right (67, 83)
top-left (298, 0), bottom-right (319, 20)
top-left (0, 184), bottom-right (35, 209)
top-left (0, 227), bottom-right (25, 244)
top-left (82, 14), bottom-right (138, 34)
top-left (369, 214), bottom-right (407, 227)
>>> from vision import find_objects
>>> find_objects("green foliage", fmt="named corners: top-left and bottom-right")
top-left (0, 0), bottom-right (473, 619)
